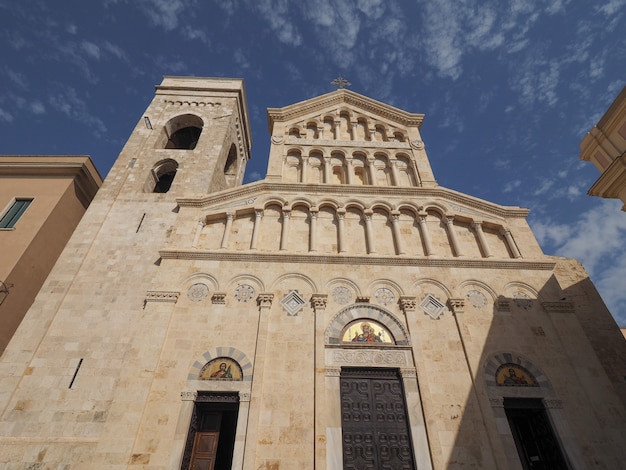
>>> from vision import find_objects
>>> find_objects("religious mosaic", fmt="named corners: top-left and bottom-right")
top-left (200, 357), bottom-right (243, 381)
top-left (495, 363), bottom-right (538, 386)
top-left (341, 320), bottom-right (394, 344)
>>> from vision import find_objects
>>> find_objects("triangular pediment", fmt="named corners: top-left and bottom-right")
top-left (267, 89), bottom-right (424, 135)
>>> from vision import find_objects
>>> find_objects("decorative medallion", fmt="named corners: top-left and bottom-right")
top-left (419, 294), bottom-right (445, 320)
top-left (280, 290), bottom-right (306, 316)
top-left (271, 135), bottom-right (283, 144)
top-left (410, 140), bottom-right (424, 149)
top-left (234, 284), bottom-right (255, 302)
top-left (187, 283), bottom-right (209, 302)
top-left (513, 291), bottom-right (532, 310)
top-left (375, 288), bottom-right (395, 306)
top-left (467, 290), bottom-right (487, 308)
top-left (332, 286), bottom-right (353, 305)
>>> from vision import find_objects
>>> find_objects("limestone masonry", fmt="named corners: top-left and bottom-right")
top-left (0, 77), bottom-right (625, 469)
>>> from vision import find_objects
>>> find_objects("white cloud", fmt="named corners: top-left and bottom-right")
top-left (81, 41), bottom-right (101, 60)
top-left (537, 199), bottom-right (626, 324)
top-left (30, 101), bottom-right (45, 114)
top-left (103, 41), bottom-right (128, 61)
top-left (596, 0), bottom-right (626, 16)
top-left (138, 0), bottom-right (186, 30)
top-left (48, 86), bottom-right (107, 137)
top-left (0, 108), bottom-right (13, 122)
top-left (503, 180), bottom-right (521, 193)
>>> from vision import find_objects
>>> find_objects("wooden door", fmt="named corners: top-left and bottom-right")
top-left (340, 368), bottom-right (415, 470)
top-left (189, 431), bottom-right (219, 470)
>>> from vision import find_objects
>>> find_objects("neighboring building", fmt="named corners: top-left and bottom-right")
top-left (580, 86), bottom-right (626, 210)
top-left (0, 77), bottom-right (625, 469)
top-left (0, 156), bottom-right (101, 354)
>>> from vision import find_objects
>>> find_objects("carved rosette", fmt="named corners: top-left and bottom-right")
top-left (375, 288), bottom-right (395, 306)
top-left (332, 286), bottom-right (352, 305)
top-left (188, 283), bottom-right (209, 302)
top-left (234, 284), bottom-right (255, 302)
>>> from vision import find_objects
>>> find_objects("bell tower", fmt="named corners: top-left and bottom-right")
top-left (103, 76), bottom-right (251, 200)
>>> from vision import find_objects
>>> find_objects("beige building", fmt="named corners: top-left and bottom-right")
top-left (580, 86), bottom-right (626, 210)
top-left (0, 77), bottom-right (625, 469)
top-left (0, 156), bottom-right (101, 354)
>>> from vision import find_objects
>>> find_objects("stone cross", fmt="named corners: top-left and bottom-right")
top-left (331, 76), bottom-right (351, 89)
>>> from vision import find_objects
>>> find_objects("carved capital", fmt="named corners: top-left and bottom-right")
top-left (254, 209), bottom-right (264, 219)
top-left (310, 293), bottom-right (328, 310)
top-left (326, 367), bottom-right (341, 377)
top-left (238, 391), bottom-right (251, 403)
top-left (181, 391), bottom-right (198, 401)
top-left (448, 298), bottom-right (465, 314)
top-left (145, 290), bottom-right (180, 303)
top-left (497, 299), bottom-right (511, 313)
top-left (399, 368), bottom-right (417, 378)
top-left (543, 399), bottom-right (563, 409)
top-left (211, 292), bottom-right (226, 304)
top-left (489, 397), bottom-right (504, 408)
top-left (355, 296), bottom-right (370, 303)
top-left (399, 296), bottom-right (417, 312)
top-left (541, 301), bottom-right (575, 314)
top-left (257, 293), bottom-right (274, 308)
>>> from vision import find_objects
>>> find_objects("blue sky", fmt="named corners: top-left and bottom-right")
top-left (1, 0), bottom-right (625, 324)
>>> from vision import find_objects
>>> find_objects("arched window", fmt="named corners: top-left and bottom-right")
top-left (145, 159), bottom-right (178, 193)
top-left (161, 114), bottom-right (203, 150)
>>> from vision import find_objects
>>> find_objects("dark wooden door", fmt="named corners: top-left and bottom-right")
top-left (505, 398), bottom-right (569, 470)
top-left (340, 368), bottom-right (415, 470)
top-left (189, 431), bottom-right (219, 470)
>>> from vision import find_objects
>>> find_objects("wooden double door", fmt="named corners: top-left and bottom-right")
top-left (340, 368), bottom-right (415, 469)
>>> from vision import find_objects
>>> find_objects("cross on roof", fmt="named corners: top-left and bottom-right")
top-left (331, 76), bottom-right (351, 89)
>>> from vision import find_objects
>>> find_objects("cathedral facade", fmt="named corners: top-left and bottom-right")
top-left (0, 77), bottom-right (625, 469)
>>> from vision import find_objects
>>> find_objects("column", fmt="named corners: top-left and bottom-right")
top-left (345, 158), bottom-right (354, 185)
top-left (220, 212), bottom-right (234, 249)
top-left (472, 221), bottom-right (493, 258)
top-left (445, 216), bottom-right (463, 257)
top-left (323, 157), bottom-right (331, 184)
top-left (249, 209), bottom-right (263, 250)
top-left (334, 120), bottom-right (341, 140)
top-left (389, 159), bottom-right (400, 186)
top-left (301, 155), bottom-right (308, 183)
top-left (418, 214), bottom-right (433, 256)
top-left (336, 209), bottom-right (346, 253)
top-left (309, 209), bottom-right (318, 252)
top-left (390, 211), bottom-right (405, 255)
top-left (367, 157), bottom-right (377, 186)
top-left (243, 293), bottom-right (274, 470)
top-left (398, 297), bottom-right (434, 470)
top-left (500, 227), bottom-right (522, 258)
top-left (363, 210), bottom-right (375, 254)
top-left (325, 366), bottom-right (342, 470)
top-left (280, 209), bottom-right (291, 251)
top-left (192, 218), bottom-right (205, 249)
top-left (311, 294), bottom-right (328, 469)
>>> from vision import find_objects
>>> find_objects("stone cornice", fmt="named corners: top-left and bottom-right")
top-left (0, 156), bottom-right (103, 202)
top-left (158, 250), bottom-right (555, 270)
top-left (267, 89), bottom-right (424, 133)
top-left (176, 181), bottom-right (529, 219)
